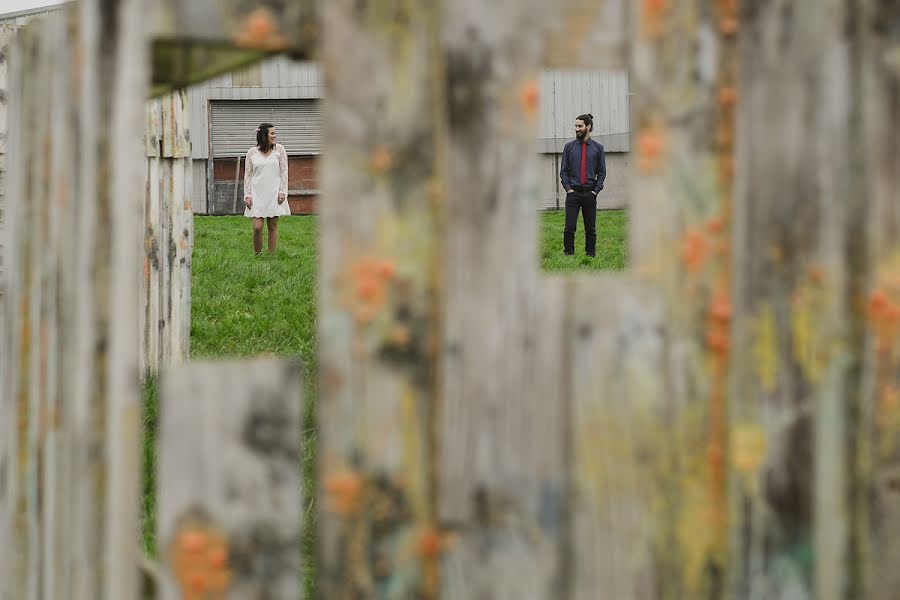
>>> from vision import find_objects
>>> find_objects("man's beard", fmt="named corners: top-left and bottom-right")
top-left (576, 131), bottom-right (585, 140)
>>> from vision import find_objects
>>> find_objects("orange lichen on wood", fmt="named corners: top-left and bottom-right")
top-left (719, 18), bottom-right (739, 36)
top-left (637, 125), bottom-right (667, 173)
top-left (339, 256), bottom-right (399, 325)
top-left (168, 523), bottom-right (232, 600)
top-left (717, 86), bottom-right (738, 107)
top-left (520, 79), bottom-right (540, 119)
top-left (681, 230), bottom-right (708, 273)
top-left (369, 146), bottom-right (393, 173)
top-left (867, 288), bottom-right (900, 352)
top-left (640, 0), bottom-right (669, 38)
top-left (325, 471), bottom-right (365, 515)
top-left (233, 7), bottom-right (288, 50)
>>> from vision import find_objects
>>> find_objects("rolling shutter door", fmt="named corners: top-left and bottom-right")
top-left (210, 100), bottom-right (321, 157)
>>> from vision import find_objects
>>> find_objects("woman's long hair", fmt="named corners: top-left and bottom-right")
top-left (256, 122), bottom-right (275, 152)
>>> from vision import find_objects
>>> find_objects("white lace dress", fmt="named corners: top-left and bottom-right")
top-left (243, 143), bottom-right (291, 218)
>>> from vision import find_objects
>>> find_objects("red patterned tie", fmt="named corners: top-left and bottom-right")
top-left (580, 142), bottom-right (587, 185)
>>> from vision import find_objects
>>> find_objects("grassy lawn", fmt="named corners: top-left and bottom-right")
top-left (140, 209), bottom-right (626, 593)
top-left (539, 209), bottom-right (628, 272)
top-left (141, 215), bottom-right (320, 591)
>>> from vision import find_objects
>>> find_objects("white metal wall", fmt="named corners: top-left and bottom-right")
top-left (189, 57), bottom-right (323, 159)
top-left (210, 100), bottom-right (321, 157)
top-left (538, 69), bottom-right (630, 153)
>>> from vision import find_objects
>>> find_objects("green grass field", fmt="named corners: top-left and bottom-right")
top-left (141, 209), bottom-right (626, 594)
top-left (539, 209), bottom-right (628, 272)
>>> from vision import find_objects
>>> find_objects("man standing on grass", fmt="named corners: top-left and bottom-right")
top-left (559, 113), bottom-right (606, 258)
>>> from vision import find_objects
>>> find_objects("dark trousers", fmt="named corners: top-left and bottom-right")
top-left (563, 191), bottom-right (597, 256)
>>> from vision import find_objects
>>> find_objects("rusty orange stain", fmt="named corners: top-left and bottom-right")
top-left (180, 530), bottom-right (207, 553)
top-left (325, 471), bottom-right (364, 515)
top-left (705, 215), bottom-right (725, 235)
top-left (369, 146), bottom-right (393, 173)
top-left (681, 229), bottom-right (707, 273)
top-left (355, 276), bottom-right (383, 303)
top-left (640, 0), bottom-right (668, 38)
top-left (375, 259), bottom-right (396, 279)
top-left (710, 292), bottom-right (732, 322)
top-left (233, 7), bottom-right (288, 50)
top-left (868, 289), bottom-right (892, 321)
top-left (717, 86), bottom-right (738, 107)
top-left (417, 526), bottom-right (447, 559)
top-left (388, 324), bottom-right (412, 347)
top-left (706, 329), bottom-right (729, 355)
top-left (169, 522), bottom-right (232, 600)
top-left (719, 18), bottom-right (739, 37)
top-left (520, 79), bottom-right (540, 118)
top-left (637, 126), bottom-right (666, 173)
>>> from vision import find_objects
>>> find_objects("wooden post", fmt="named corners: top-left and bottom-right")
top-left (436, 1), bottom-right (568, 598)
top-left (316, 0), bottom-right (443, 597)
top-left (864, 4), bottom-right (900, 598)
top-left (0, 24), bottom-right (17, 600)
top-left (157, 359), bottom-right (303, 599)
top-left (142, 89), bottom-right (193, 376)
top-left (0, 0), bottom-right (148, 597)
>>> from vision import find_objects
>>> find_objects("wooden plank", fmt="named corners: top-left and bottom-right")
top-left (0, 23), bottom-right (25, 600)
top-left (146, 98), bottom-right (162, 157)
top-left (158, 159), bottom-right (172, 365)
top-left (161, 90), bottom-right (191, 159)
top-left (42, 13), bottom-right (72, 597)
top-left (543, 0), bottom-right (628, 69)
top-left (157, 359), bottom-right (303, 600)
top-left (152, 0), bottom-right (317, 50)
top-left (436, 2), bottom-right (565, 598)
top-left (316, 0), bottom-right (442, 596)
top-left (567, 277), bottom-right (666, 599)
top-left (24, 21), bottom-right (51, 600)
top-left (866, 7), bottom-right (900, 598)
top-left (144, 157), bottom-right (161, 375)
top-left (169, 157), bottom-right (192, 363)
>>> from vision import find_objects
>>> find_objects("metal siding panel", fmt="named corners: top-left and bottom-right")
top-left (539, 71), bottom-right (553, 141)
top-left (599, 71), bottom-right (609, 134)
top-left (210, 100), bottom-right (322, 157)
top-left (192, 160), bottom-right (208, 213)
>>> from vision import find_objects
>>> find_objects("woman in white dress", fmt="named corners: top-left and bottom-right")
top-left (244, 122), bottom-right (290, 254)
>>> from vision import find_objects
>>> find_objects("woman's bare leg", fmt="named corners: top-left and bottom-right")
top-left (252, 218), bottom-right (264, 254)
top-left (267, 217), bottom-right (279, 254)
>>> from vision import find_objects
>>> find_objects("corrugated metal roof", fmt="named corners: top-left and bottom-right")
top-left (210, 100), bottom-right (320, 157)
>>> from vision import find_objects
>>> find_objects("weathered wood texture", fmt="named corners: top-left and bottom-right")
top-left (0, 1), bottom-right (148, 598)
top-left (0, 26), bottom-right (12, 312)
top-left (150, 0), bottom-right (317, 95)
top-left (142, 90), bottom-right (193, 376)
top-left (316, 1), bottom-right (443, 597)
top-left (864, 4), bottom-right (900, 599)
top-left (437, 2), bottom-right (567, 598)
top-left (157, 359), bottom-right (303, 599)
top-left (0, 31), bottom-right (14, 594)
top-left (730, 2), bottom-right (877, 597)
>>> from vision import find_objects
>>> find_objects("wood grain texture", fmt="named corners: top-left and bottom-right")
top-left (0, 2), bottom-right (145, 598)
top-left (542, 0), bottom-right (629, 69)
top-left (729, 1), bottom-right (873, 598)
top-left (624, 3), bottom-right (739, 597)
top-left (316, 0), bottom-right (443, 597)
top-left (157, 359), bottom-right (303, 600)
top-left (566, 277), bottom-right (666, 600)
top-left (436, 1), bottom-right (567, 598)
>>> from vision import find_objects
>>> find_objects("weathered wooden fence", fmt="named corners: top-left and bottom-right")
top-left (143, 91), bottom-right (193, 375)
top-left (3, 0), bottom-right (900, 599)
